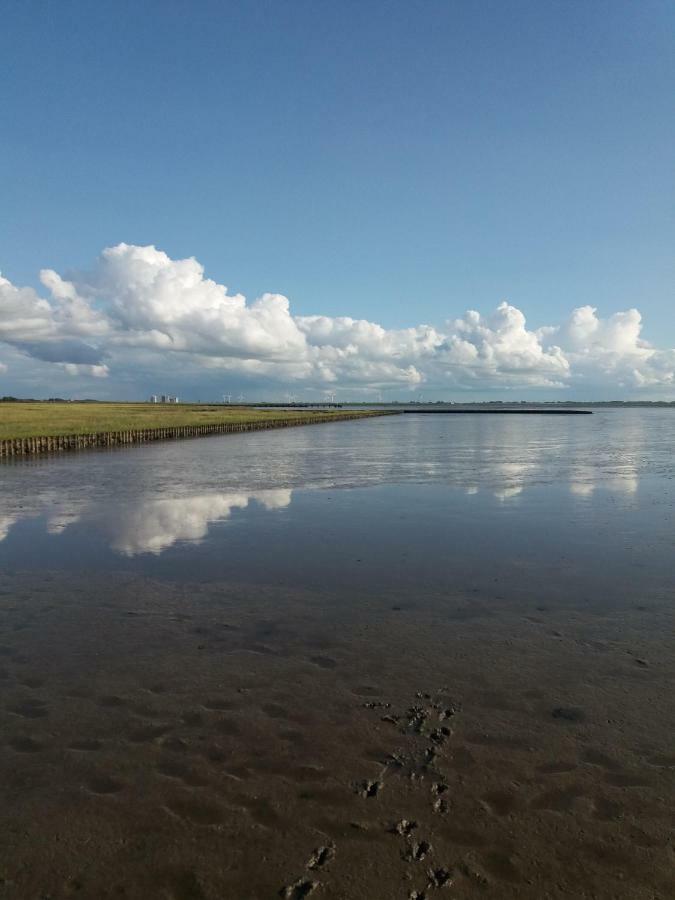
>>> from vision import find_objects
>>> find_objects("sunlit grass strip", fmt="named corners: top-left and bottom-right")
top-left (0, 405), bottom-right (392, 457)
top-left (0, 402), bottom-right (387, 440)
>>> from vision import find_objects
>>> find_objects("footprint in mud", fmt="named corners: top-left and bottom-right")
top-left (86, 774), bottom-right (125, 795)
top-left (364, 689), bottom-right (464, 826)
top-left (409, 868), bottom-right (454, 896)
top-left (279, 879), bottom-right (318, 899)
top-left (307, 844), bottom-right (335, 870)
top-left (427, 867), bottom-right (454, 888)
top-left (391, 816), bottom-right (434, 870)
top-left (404, 705), bottom-right (428, 735)
top-left (357, 779), bottom-right (383, 798)
top-left (281, 844), bottom-right (335, 899)
top-left (8, 698), bottom-right (48, 718)
top-left (391, 819), bottom-right (418, 837)
top-left (423, 745), bottom-right (440, 768)
top-left (289, 688), bottom-right (462, 898)
top-left (406, 840), bottom-right (432, 862)
top-left (380, 714), bottom-right (400, 727)
top-left (366, 690), bottom-right (461, 781)
top-left (431, 782), bottom-right (449, 814)
top-left (429, 726), bottom-right (452, 746)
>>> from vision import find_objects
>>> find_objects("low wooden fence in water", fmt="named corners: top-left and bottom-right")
top-left (0, 411), bottom-right (392, 458)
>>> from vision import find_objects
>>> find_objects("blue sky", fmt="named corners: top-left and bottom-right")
top-left (1, 0), bottom-right (674, 399)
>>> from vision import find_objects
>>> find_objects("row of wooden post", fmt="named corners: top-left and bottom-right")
top-left (0, 412), bottom-right (391, 458)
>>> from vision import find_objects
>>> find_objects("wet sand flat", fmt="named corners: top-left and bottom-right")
top-left (1, 412), bottom-right (674, 898)
top-left (0, 569), bottom-right (673, 900)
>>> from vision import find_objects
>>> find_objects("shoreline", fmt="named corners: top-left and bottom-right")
top-left (0, 410), bottom-right (392, 459)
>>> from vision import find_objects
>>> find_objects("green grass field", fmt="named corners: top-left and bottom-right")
top-left (0, 402), bottom-right (381, 440)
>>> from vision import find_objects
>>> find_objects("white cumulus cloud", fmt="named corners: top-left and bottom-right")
top-left (1, 245), bottom-right (674, 395)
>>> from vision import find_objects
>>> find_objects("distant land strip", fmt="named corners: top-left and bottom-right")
top-left (402, 408), bottom-right (592, 415)
top-left (0, 409), bottom-right (392, 458)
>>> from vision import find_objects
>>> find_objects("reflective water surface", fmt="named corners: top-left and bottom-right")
top-left (0, 411), bottom-right (673, 899)
top-left (1, 410), bottom-right (673, 600)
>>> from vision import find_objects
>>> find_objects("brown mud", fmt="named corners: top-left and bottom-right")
top-left (0, 570), bottom-right (673, 899)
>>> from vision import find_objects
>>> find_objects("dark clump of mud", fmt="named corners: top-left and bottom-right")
top-left (0, 569), bottom-right (673, 899)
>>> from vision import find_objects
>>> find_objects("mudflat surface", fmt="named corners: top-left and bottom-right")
top-left (1, 572), bottom-right (673, 899)
top-left (0, 411), bottom-right (673, 898)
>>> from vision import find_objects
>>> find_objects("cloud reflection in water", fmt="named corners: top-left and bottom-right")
top-left (107, 490), bottom-right (292, 556)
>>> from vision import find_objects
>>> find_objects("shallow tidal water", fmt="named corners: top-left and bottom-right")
top-left (0, 411), bottom-right (673, 899)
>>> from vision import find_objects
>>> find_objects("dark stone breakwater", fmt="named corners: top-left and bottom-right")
top-left (402, 408), bottom-right (593, 414)
top-left (0, 411), bottom-right (393, 459)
